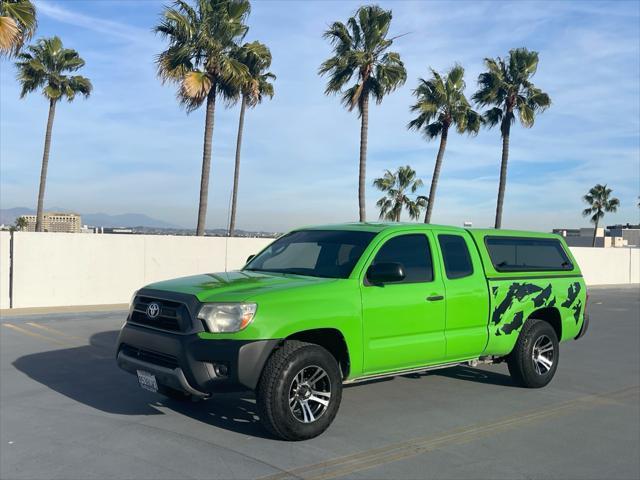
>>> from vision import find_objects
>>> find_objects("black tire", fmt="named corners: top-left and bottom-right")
top-left (256, 340), bottom-right (342, 441)
top-left (158, 384), bottom-right (192, 401)
top-left (507, 319), bottom-right (559, 388)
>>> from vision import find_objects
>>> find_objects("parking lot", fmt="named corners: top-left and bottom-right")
top-left (1, 286), bottom-right (638, 480)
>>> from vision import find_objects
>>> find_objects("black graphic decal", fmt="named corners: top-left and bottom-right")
top-left (501, 311), bottom-right (525, 335)
top-left (532, 284), bottom-right (552, 308)
top-left (492, 283), bottom-right (543, 325)
top-left (572, 300), bottom-right (582, 324)
top-left (561, 282), bottom-right (581, 308)
top-left (492, 286), bottom-right (499, 297)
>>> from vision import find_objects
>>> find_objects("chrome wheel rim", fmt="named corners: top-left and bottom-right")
top-left (532, 335), bottom-right (554, 375)
top-left (288, 365), bottom-right (331, 423)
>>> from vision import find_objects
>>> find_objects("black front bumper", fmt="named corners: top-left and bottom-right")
top-left (116, 289), bottom-right (280, 395)
top-left (117, 323), bottom-right (280, 395)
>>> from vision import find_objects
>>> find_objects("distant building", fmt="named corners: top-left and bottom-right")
top-left (553, 224), bottom-right (639, 248)
top-left (606, 224), bottom-right (640, 247)
top-left (22, 212), bottom-right (82, 233)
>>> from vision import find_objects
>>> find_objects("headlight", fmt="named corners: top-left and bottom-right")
top-left (197, 303), bottom-right (257, 333)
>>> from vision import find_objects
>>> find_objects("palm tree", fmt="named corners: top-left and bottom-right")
top-left (582, 184), bottom-right (620, 247)
top-left (155, 0), bottom-right (250, 236)
top-left (228, 41), bottom-right (275, 237)
top-left (408, 65), bottom-right (481, 224)
top-left (373, 166), bottom-right (427, 222)
top-left (319, 5), bottom-right (407, 222)
top-left (15, 36), bottom-right (92, 232)
top-left (0, 0), bottom-right (36, 57)
top-left (473, 48), bottom-right (551, 229)
top-left (13, 216), bottom-right (28, 231)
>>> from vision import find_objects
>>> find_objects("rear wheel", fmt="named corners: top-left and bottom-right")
top-left (256, 340), bottom-right (342, 441)
top-left (507, 319), bottom-right (559, 388)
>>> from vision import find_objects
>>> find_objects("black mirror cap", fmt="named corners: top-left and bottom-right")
top-left (246, 254), bottom-right (255, 264)
top-left (366, 262), bottom-right (405, 284)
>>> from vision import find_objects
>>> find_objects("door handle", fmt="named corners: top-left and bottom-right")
top-left (426, 295), bottom-right (444, 301)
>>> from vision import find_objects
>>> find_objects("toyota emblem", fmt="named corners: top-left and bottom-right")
top-left (146, 302), bottom-right (160, 319)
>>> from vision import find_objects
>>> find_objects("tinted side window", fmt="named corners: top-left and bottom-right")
top-left (485, 237), bottom-right (573, 272)
top-left (371, 234), bottom-right (433, 283)
top-left (438, 235), bottom-right (473, 279)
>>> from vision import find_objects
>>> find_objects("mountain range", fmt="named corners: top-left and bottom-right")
top-left (0, 207), bottom-right (179, 229)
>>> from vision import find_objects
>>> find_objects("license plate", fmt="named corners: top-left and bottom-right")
top-left (137, 370), bottom-right (158, 393)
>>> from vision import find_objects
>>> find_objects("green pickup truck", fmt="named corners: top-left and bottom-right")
top-left (116, 223), bottom-right (588, 440)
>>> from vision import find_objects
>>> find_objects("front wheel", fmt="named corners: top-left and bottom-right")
top-left (507, 319), bottom-right (559, 388)
top-left (256, 341), bottom-right (342, 441)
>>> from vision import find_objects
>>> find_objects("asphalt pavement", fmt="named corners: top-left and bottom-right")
top-left (1, 286), bottom-right (638, 480)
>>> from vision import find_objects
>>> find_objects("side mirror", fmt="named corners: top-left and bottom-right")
top-left (246, 254), bottom-right (255, 264)
top-left (366, 262), bottom-right (405, 284)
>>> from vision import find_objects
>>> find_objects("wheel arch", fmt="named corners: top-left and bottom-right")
top-left (286, 328), bottom-right (351, 379)
top-left (528, 307), bottom-right (562, 341)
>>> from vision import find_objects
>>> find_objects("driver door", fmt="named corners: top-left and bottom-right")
top-left (360, 232), bottom-right (446, 374)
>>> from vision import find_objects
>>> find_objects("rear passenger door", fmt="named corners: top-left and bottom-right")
top-left (360, 232), bottom-right (446, 374)
top-left (435, 232), bottom-right (490, 360)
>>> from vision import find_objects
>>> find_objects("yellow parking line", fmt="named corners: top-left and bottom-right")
top-left (2, 323), bottom-right (112, 359)
top-left (2, 323), bottom-right (69, 346)
top-left (26, 322), bottom-right (87, 343)
top-left (261, 385), bottom-right (639, 480)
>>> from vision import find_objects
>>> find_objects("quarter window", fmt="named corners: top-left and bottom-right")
top-left (438, 235), bottom-right (474, 279)
top-left (370, 234), bottom-right (433, 283)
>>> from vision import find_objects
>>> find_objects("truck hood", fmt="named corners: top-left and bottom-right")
top-left (143, 270), bottom-right (335, 302)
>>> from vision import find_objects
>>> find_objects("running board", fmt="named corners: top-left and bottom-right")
top-left (343, 359), bottom-right (480, 385)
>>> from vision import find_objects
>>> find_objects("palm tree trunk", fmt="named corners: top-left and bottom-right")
top-left (592, 217), bottom-right (599, 247)
top-left (358, 94), bottom-right (369, 222)
top-left (424, 126), bottom-right (448, 223)
top-left (228, 94), bottom-right (247, 237)
top-left (35, 99), bottom-right (57, 232)
top-left (196, 86), bottom-right (216, 236)
top-left (494, 124), bottom-right (511, 229)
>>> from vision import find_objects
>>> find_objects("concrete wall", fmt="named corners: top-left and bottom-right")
top-left (0, 232), bottom-right (10, 309)
top-left (570, 247), bottom-right (640, 286)
top-left (8, 233), bottom-right (271, 309)
top-left (0, 233), bottom-right (637, 310)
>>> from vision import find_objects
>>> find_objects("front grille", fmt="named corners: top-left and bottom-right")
top-left (121, 344), bottom-right (179, 369)
top-left (129, 296), bottom-right (188, 332)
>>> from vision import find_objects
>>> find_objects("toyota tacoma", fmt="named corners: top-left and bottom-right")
top-left (116, 223), bottom-right (588, 440)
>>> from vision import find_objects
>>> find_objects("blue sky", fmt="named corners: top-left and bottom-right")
top-left (1, 0), bottom-right (639, 231)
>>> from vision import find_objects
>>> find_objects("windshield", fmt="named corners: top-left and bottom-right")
top-left (244, 230), bottom-right (377, 279)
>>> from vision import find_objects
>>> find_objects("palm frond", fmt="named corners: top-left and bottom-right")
top-left (373, 165), bottom-right (426, 222)
top-left (409, 64), bottom-right (477, 139)
top-left (582, 184), bottom-right (620, 225)
top-left (474, 48), bottom-right (550, 136)
top-left (320, 5), bottom-right (405, 115)
top-left (15, 36), bottom-right (92, 102)
top-left (155, 0), bottom-right (252, 112)
top-left (0, 0), bottom-right (36, 56)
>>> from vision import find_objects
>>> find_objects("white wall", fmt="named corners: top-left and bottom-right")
top-left (8, 233), bottom-right (271, 309)
top-left (0, 233), bottom-right (637, 310)
top-left (570, 247), bottom-right (640, 286)
top-left (0, 232), bottom-right (10, 309)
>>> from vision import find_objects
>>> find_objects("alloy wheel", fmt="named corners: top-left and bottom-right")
top-left (532, 334), bottom-right (554, 375)
top-left (288, 365), bottom-right (332, 423)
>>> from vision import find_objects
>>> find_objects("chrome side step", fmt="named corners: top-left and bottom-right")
top-left (343, 359), bottom-right (480, 385)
